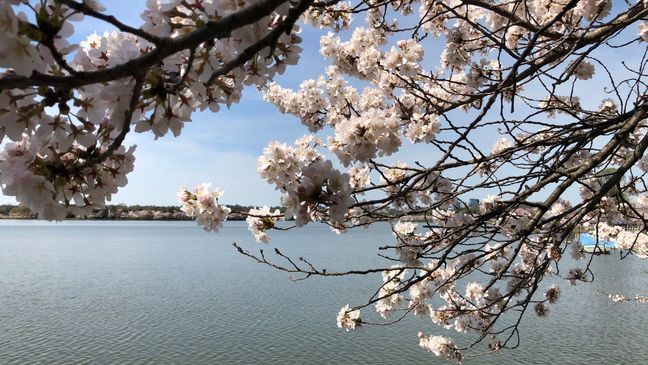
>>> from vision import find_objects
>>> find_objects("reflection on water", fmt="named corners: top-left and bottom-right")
top-left (0, 220), bottom-right (646, 364)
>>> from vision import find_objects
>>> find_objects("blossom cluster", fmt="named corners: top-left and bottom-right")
top-left (0, 134), bottom-right (135, 221)
top-left (593, 223), bottom-right (648, 258)
top-left (177, 183), bottom-right (231, 232)
top-left (336, 304), bottom-right (361, 331)
top-left (246, 206), bottom-right (282, 243)
top-left (0, 0), bottom-right (302, 218)
top-left (258, 136), bottom-right (354, 227)
top-left (418, 333), bottom-right (461, 363)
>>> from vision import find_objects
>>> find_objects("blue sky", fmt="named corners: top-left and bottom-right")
top-left (0, 1), bottom-right (641, 206)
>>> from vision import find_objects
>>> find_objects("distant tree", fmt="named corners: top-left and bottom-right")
top-left (2, 0), bottom-right (648, 361)
top-left (9, 205), bottom-right (33, 218)
top-left (0, 204), bottom-right (15, 216)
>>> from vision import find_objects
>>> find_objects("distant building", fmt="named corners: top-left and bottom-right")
top-left (468, 199), bottom-right (479, 207)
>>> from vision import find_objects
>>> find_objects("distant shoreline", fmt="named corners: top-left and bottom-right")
top-left (0, 215), bottom-right (249, 221)
top-left (0, 204), bottom-right (259, 221)
top-left (0, 204), bottom-right (436, 222)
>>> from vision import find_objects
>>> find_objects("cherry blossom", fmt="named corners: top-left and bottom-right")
top-left (178, 184), bottom-right (231, 232)
top-left (336, 304), bottom-right (361, 331)
top-left (246, 206), bottom-right (282, 243)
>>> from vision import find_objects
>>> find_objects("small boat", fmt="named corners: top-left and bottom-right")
top-left (578, 233), bottom-right (617, 254)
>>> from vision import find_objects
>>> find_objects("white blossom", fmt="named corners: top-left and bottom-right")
top-left (336, 304), bottom-right (361, 331)
top-left (246, 206), bottom-right (282, 243)
top-left (418, 332), bottom-right (461, 362)
top-left (177, 184), bottom-right (231, 232)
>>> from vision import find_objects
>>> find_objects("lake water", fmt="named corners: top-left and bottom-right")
top-left (0, 220), bottom-right (646, 364)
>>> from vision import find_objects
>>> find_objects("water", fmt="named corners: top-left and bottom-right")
top-left (0, 220), bottom-right (646, 364)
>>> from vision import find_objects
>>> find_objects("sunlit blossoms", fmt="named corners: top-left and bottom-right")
top-left (404, 114), bottom-right (440, 144)
top-left (336, 304), bottom-right (361, 331)
top-left (0, 0), bottom-right (303, 218)
top-left (281, 159), bottom-right (354, 226)
top-left (593, 223), bottom-right (648, 258)
top-left (177, 184), bottom-right (231, 232)
top-left (253, 134), bottom-right (356, 229)
top-left (246, 206), bottom-right (282, 243)
top-left (0, 134), bottom-right (136, 221)
top-left (640, 22), bottom-right (648, 42)
top-left (491, 138), bottom-right (512, 155)
top-left (418, 333), bottom-right (461, 362)
top-left (0, 3), bottom-right (46, 77)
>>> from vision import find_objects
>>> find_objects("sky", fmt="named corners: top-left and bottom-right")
top-left (0, 0), bottom-right (642, 207)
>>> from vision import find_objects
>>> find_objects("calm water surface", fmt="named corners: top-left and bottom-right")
top-left (0, 220), bottom-right (646, 364)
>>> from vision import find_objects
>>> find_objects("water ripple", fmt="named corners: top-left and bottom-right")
top-left (0, 220), bottom-right (646, 364)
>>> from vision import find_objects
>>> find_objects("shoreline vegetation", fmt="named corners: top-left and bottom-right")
top-left (0, 204), bottom-right (480, 222)
top-left (0, 204), bottom-right (281, 221)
